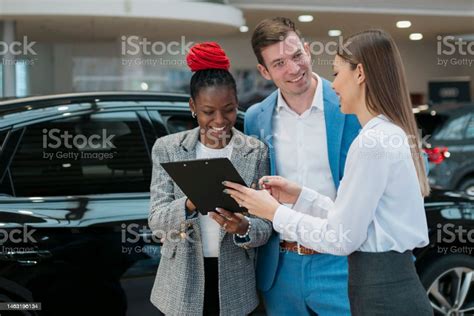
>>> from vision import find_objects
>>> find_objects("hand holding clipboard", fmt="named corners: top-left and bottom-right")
top-left (161, 158), bottom-right (248, 215)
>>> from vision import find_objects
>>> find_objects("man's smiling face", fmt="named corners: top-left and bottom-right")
top-left (257, 31), bottom-right (313, 98)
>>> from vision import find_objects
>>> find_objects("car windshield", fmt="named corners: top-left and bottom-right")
top-left (416, 112), bottom-right (449, 139)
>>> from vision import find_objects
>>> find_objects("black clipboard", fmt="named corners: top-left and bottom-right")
top-left (161, 158), bottom-right (248, 214)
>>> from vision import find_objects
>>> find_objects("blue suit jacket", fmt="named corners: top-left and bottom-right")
top-left (244, 78), bottom-right (361, 291)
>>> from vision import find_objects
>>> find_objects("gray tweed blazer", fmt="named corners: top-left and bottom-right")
top-left (149, 127), bottom-right (272, 316)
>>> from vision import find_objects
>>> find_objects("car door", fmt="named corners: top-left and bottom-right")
top-left (0, 108), bottom-right (162, 316)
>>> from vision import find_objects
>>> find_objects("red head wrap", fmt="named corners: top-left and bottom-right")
top-left (186, 42), bottom-right (230, 72)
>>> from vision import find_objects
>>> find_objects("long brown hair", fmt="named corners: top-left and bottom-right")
top-left (338, 29), bottom-right (430, 197)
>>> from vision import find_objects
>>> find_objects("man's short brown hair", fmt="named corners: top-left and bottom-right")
top-left (251, 17), bottom-right (303, 67)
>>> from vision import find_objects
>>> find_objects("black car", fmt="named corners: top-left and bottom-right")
top-left (0, 92), bottom-right (473, 316)
top-left (416, 103), bottom-right (474, 196)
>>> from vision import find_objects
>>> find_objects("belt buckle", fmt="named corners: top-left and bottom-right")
top-left (297, 243), bottom-right (304, 255)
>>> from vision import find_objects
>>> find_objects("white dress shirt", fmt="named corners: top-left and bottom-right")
top-left (273, 115), bottom-right (429, 255)
top-left (195, 138), bottom-right (234, 257)
top-left (273, 73), bottom-right (336, 241)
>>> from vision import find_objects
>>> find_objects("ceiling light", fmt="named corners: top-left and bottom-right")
top-left (409, 33), bottom-right (423, 41)
top-left (328, 30), bottom-right (342, 37)
top-left (396, 21), bottom-right (411, 28)
top-left (298, 15), bottom-right (314, 23)
top-left (239, 26), bottom-right (249, 33)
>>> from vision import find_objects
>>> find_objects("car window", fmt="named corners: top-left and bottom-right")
top-left (465, 115), bottom-right (474, 139)
top-left (165, 114), bottom-right (198, 134)
top-left (461, 207), bottom-right (474, 220)
top-left (0, 131), bottom-right (10, 194)
top-left (0, 169), bottom-right (14, 196)
top-left (415, 113), bottom-right (448, 139)
top-left (433, 114), bottom-right (471, 141)
top-left (234, 118), bottom-right (244, 132)
top-left (10, 112), bottom-right (151, 197)
top-left (162, 111), bottom-right (244, 134)
top-left (0, 131), bottom-right (7, 152)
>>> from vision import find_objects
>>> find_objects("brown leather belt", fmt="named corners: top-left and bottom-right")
top-left (280, 241), bottom-right (319, 255)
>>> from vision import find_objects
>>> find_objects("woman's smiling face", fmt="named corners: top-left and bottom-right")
top-left (331, 55), bottom-right (362, 115)
top-left (189, 85), bottom-right (238, 148)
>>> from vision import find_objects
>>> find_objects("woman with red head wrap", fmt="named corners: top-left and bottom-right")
top-left (149, 42), bottom-right (272, 315)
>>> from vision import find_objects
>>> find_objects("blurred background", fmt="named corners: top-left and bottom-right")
top-left (0, 0), bottom-right (472, 108)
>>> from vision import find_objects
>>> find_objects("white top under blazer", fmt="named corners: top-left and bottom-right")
top-left (273, 73), bottom-right (336, 242)
top-left (273, 115), bottom-right (429, 255)
top-left (195, 138), bottom-right (234, 257)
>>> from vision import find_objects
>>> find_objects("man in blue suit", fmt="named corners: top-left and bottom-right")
top-left (244, 17), bottom-right (360, 315)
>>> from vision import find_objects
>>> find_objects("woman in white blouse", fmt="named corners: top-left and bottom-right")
top-left (223, 30), bottom-right (433, 315)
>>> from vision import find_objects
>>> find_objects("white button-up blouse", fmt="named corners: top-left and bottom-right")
top-left (273, 115), bottom-right (429, 255)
